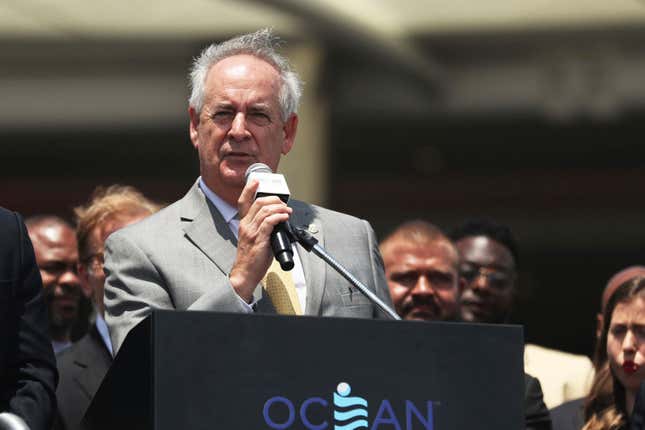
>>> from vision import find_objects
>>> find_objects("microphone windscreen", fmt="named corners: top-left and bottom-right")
top-left (245, 163), bottom-right (272, 183)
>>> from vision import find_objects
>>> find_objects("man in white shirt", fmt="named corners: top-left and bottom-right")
top-left (103, 29), bottom-right (392, 354)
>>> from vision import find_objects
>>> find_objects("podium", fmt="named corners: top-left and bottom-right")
top-left (85, 311), bottom-right (524, 429)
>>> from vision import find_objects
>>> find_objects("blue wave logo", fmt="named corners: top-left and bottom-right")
top-left (333, 382), bottom-right (368, 430)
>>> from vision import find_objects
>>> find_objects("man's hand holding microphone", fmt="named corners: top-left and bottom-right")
top-left (228, 163), bottom-right (293, 303)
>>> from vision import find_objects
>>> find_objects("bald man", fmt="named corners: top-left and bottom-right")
top-left (382, 219), bottom-right (552, 430)
top-left (380, 220), bottom-right (463, 322)
top-left (26, 216), bottom-right (83, 354)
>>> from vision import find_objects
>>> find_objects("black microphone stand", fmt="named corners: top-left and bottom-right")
top-left (286, 223), bottom-right (401, 321)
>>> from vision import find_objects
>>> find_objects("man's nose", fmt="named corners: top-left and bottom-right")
top-left (58, 268), bottom-right (81, 289)
top-left (411, 276), bottom-right (434, 297)
top-left (471, 272), bottom-right (491, 293)
top-left (229, 112), bottom-right (249, 140)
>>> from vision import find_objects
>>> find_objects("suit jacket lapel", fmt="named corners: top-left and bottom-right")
top-left (73, 326), bottom-right (112, 400)
top-left (290, 202), bottom-right (326, 316)
top-left (179, 187), bottom-right (326, 315)
top-left (181, 182), bottom-right (238, 276)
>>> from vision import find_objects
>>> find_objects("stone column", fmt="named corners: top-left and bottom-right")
top-left (280, 43), bottom-right (329, 206)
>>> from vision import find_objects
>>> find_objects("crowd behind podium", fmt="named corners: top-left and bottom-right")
top-left (2, 29), bottom-right (645, 430)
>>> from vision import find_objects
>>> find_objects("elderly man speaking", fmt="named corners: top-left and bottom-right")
top-left (104, 29), bottom-right (392, 353)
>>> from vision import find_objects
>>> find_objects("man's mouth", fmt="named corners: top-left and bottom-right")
top-left (460, 300), bottom-right (497, 322)
top-left (406, 304), bottom-right (438, 320)
top-left (224, 152), bottom-right (253, 159)
top-left (55, 296), bottom-right (77, 308)
top-left (462, 299), bottom-right (489, 312)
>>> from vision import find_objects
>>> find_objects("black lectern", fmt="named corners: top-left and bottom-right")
top-left (85, 311), bottom-right (523, 430)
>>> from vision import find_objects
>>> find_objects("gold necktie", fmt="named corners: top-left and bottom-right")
top-left (263, 259), bottom-right (302, 315)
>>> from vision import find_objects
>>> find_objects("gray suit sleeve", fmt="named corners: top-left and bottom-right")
top-left (362, 220), bottom-right (395, 319)
top-left (104, 231), bottom-right (248, 355)
top-left (185, 286), bottom-right (249, 313)
top-left (104, 232), bottom-right (174, 355)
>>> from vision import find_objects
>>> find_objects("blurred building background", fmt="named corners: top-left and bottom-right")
top-left (2, 0), bottom-right (645, 357)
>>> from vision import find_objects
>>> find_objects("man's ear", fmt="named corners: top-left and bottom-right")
top-left (457, 276), bottom-right (466, 297)
top-left (508, 271), bottom-right (519, 299)
top-left (77, 263), bottom-right (92, 298)
top-left (189, 106), bottom-right (200, 149)
top-left (281, 113), bottom-right (298, 155)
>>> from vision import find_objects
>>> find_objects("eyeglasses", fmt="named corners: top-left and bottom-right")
top-left (209, 109), bottom-right (274, 127)
top-left (460, 264), bottom-right (514, 290)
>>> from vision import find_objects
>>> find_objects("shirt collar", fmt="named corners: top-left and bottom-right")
top-left (95, 314), bottom-right (114, 356)
top-left (52, 340), bottom-right (72, 355)
top-left (198, 177), bottom-right (238, 222)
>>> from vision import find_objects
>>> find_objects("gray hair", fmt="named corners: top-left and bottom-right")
top-left (188, 28), bottom-right (303, 122)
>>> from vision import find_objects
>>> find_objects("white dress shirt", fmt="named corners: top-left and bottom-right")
top-left (198, 178), bottom-right (307, 312)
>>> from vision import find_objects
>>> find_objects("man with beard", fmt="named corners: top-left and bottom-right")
top-left (451, 219), bottom-right (593, 410)
top-left (383, 219), bottom-right (552, 430)
top-left (380, 220), bottom-right (462, 322)
top-left (26, 216), bottom-right (82, 354)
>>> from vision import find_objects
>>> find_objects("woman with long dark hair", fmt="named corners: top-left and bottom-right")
top-left (583, 276), bottom-right (645, 430)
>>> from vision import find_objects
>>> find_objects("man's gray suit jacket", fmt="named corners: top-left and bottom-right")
top-left (104, 181), bottom-right (392, 354)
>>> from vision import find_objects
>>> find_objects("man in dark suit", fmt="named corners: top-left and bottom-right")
top-left (25, 215), bottom-right (83, 354)
top-left (549, 397), bottom-right (584, 430)
top-left (524, 374), bottom-right (554, 430)
top-left (55, 186), bottom-right (160, 430)
top-left (0, 207), bottom-right (58, 430)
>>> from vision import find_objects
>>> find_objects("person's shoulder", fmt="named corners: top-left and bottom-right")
top-left (107, 197), bottom-right (184, 246)
top-left (0, 208), bottom-right (21, 256)
top-left (525, 372), bottom-right (541, 388)
top-left (550, 397), bottom-right (584, 414)
top-left (291, 200), bottom-right (365, 226)
top-left (0, 206), bottom-right (15, 222)
top-left (0, 206), bottom-right (19, 230)
top-left (549, 397), bottom-right (585, 430)
top-left (525, 343), bottom-right (593, 367)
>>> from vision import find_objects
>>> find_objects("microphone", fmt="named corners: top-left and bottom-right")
top-left (244, 163), bottom-right (294, 271)
top-left (0, 413), bottom-right (30, 430)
